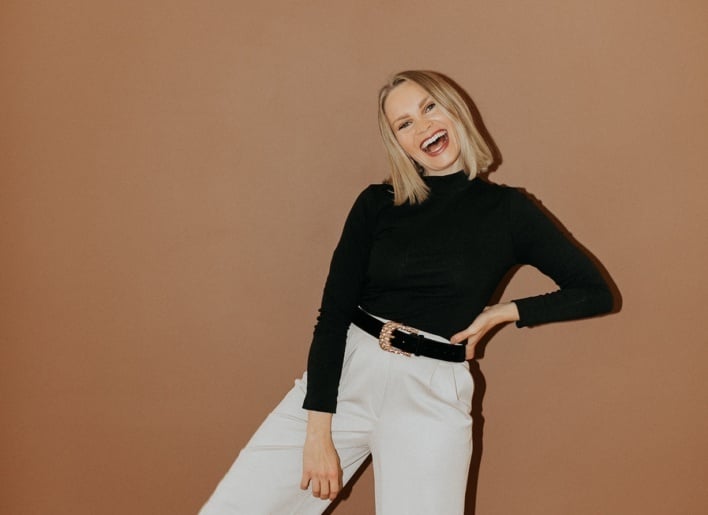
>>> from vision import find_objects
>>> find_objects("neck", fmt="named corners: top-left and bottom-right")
top-left (423, 159), bottom-right (467, 177)
top-left (424, 169), bottom-right (467, 178)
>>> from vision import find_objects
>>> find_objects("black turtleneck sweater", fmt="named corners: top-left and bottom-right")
top-left (303, 171), bottom-right (613, 413)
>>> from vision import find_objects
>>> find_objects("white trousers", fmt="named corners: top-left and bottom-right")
top-left (199, 322), bottom-right (474, 515)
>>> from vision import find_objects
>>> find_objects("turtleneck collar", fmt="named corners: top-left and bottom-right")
top-left (422, 170), bottom-right (475, 196)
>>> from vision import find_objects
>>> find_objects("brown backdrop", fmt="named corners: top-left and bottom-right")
top-left (2, 1), bottom-right (707, 514)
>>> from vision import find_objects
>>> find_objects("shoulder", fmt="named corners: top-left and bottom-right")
top-left (360, 182), bottom-right (394, 200)
top-left (472, 178), bottom-right (523, 197)
top-left (468, 180), bottom-right (552, 230)
top-left (467, 178), bottom-right (527, 209)
top-left (351, 182), bottom-right (394, 211)
top-left (340, 182), bottom-right (394, 227)
top-left (474, 178), bottom-right (544, 206)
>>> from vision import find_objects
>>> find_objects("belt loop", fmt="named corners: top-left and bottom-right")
top-left (412, 333), bottom-right (425, 356)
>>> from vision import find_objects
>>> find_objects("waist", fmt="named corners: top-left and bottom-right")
top-left (352, 307), bottom-right (467, 363)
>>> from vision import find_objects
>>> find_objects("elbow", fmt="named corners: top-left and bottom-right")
top-left (593, 286), bottom-right (616, 316)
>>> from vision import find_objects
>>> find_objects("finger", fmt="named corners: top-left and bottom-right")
top-left (450, 327), bottom-right (479, 344)
top-left (328, 479), bottom-right (340, 500)
top-left (450, 331), bottom-right (467, 344)
top-left (310, 477), bottom-right (320, 498)
top-left (318, 479), bottom-right (330, 500)
top-left (465, 343), bottom-right (477, 360)
top-left (300, 474), bottom-right (310, 490)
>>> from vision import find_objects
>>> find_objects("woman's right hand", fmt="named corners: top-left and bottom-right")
top-left (300, 411), bottom-right (342, 500)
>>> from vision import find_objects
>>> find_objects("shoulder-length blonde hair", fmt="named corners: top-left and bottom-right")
top-left (378, 70), bottom-right (494, 205)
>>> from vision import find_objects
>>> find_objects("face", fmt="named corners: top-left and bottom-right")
top-left (384, 80), bottom-right (463, 176)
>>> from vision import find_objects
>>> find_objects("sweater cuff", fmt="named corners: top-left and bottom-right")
top-left (302, 389), bottom-right (337, 414)
top-left (512, 296), bottom-right (538, 328)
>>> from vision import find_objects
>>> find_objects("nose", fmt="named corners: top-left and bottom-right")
top-left (416, 119), bottom-right (432, 134)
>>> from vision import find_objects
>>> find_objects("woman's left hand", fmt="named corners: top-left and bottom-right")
top-left (450, 302), bottom-right (520, 359)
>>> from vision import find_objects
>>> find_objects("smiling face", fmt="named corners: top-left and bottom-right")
top-left (383, 80), bottom-right (463, 176)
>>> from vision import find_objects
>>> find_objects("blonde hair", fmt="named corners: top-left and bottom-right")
top-left (377, 70), bottom-right (494, 205)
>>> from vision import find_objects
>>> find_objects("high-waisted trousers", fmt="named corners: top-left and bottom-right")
top-left (199, 320), bottom-right (474, 515)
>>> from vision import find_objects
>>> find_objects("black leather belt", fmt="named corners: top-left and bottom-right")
top-left (352, 308), bottom-right (467, 362)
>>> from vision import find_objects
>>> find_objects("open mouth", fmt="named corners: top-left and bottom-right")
top-left (420, 130), bottom-right (449, 154)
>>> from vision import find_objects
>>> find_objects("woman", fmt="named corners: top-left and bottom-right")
top-left (199, 70), bottom-right (614, 515)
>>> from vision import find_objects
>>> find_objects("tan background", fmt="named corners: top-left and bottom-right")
top-left (2, 1), bottom-right (707, 514)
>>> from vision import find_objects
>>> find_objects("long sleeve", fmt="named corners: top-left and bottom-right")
top-left (302, 186), bottom-right (385, 413)
top-left (507, 189), bottom-right (614, 327)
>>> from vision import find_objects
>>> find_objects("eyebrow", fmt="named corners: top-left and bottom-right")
top-left (389, 95), bottom-right (434, 125)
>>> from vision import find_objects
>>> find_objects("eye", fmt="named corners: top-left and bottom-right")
top-left (424, 102), bottom-right (436, 113)
top-left (397, 120), bottom-right (411, 131)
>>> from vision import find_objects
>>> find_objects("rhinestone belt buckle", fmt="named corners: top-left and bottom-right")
top-left (378, 321), bottom-right (418, 356)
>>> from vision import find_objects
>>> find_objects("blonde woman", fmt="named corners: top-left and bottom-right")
top-left (199, 70), bottom-right (614, 515)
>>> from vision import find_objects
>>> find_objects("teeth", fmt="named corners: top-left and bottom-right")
top-left (422, 130), bottom-right (446, 149)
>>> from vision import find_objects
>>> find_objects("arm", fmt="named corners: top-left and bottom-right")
top-left (300, 186), bottom-right (384, 498)
top-left (507, 188), bottom-right (614, 326)
top-left (452, 188), bottom-right (613, 353)
top-left (303, 186), bottom-right (383, 413)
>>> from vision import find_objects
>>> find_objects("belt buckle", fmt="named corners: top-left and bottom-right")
top-left (378, 320), bottom-right (418, 356)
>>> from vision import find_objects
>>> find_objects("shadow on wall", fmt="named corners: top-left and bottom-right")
top-left (325, 73), bottom-right (620, 515)
top-left (461, 196), bottom-right (620, 514)
top-left (323, 457), bottom-right (372, 514)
